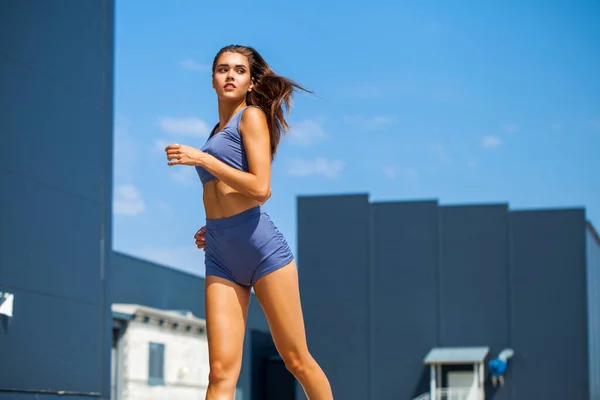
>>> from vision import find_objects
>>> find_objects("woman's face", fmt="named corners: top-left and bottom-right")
top-left (212, 51), bottom-right (254, 101)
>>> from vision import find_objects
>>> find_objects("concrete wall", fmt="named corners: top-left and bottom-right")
top-left (297, 195), bottom-right (592, 400)
top-left (0, 1), bottom-right (114, 398)
top-left (110, 252), bottom-right (271, 399)
top-left (587, 223), bottom-right (600, 400)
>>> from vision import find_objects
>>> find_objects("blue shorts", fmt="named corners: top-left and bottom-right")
top-left (204, 206), bottom-right (294, 287)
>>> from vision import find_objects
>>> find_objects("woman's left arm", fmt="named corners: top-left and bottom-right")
top-left (165, 107), bottom-right (272, 203)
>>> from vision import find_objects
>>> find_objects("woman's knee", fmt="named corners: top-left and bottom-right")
top-left (281, 349), bottom-right (313, 377)
top-left (208, 360), bottom-right (239, 388)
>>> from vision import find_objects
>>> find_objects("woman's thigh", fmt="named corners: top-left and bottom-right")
top-left (253, 261), bottom-right (309, 360)
top-left (205, 275), bottom-right (251, 376)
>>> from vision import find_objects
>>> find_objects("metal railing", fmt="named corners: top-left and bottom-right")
top-left (412, 387), bottom-right (479, 400)
top-left (412, 394), bottom-right (430, 400)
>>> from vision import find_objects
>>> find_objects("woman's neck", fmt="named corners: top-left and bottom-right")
top-left (218, 100), bottom-right (247, 129)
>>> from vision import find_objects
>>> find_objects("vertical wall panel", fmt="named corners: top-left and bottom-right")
top-left (511, 210), bottom-right (588, 400)
top-left (438, 205), bottom-right (512, 399)
top-left (297, 195), bottom-right (371, 400)
top-left (371, 201), bottom-right (439, 399)
top-left (439, 205), bottom-right (510, 349)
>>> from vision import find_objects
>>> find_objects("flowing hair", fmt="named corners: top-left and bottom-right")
top-left (212, 45), bottom-right (312, 159)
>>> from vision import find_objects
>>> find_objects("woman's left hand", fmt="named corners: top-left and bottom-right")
top-left (165, 144), bottom-right (205, 166)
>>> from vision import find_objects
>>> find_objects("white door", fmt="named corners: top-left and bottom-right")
top-left (447, 370), bottom-right (479, 400)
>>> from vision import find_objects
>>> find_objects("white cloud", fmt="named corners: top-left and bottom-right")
top-left (113, 184), bottom-right (145, 216)
top-left (159, 116), bottom-right (212, 138)
top-left (503, 124), bottom-right (520, 133)
top-left (288, 157), bottom-right (344, 178)
top-left (180, 59), bottom-right (211, 72)
top-left (382, 165), bottom-right (419, 182)
top-left (430, 141), bottom-right (452, 164)
top-left (286, 119), bottom-right (328, 146)
top-left (344, 115), bottom-right (396, 130)
top-left (381, 165), bottom-right (397, 180)
top-left (482, 135), bottom-right (502, 149)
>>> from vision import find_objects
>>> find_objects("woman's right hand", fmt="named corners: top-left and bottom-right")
top-left (194, 226), bottom-right (206, 251)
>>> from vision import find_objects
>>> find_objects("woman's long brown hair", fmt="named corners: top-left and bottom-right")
top-left (212, 45), bottom-right (312, 159)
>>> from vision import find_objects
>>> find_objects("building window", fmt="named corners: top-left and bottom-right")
top-left (148, 342), bottom-right (165, 386)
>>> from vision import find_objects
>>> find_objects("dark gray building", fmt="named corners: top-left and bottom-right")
top-left (297, 194), bottom-right (600, 400)
top-left (0, 0), bottom-right (115, 399)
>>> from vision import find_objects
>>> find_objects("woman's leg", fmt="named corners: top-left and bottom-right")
top-left (205, 275), bottom-right (251, 400)
top-left (253, 261), bottom-right (333, 400)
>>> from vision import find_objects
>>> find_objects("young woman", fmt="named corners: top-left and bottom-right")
top-left (165, 45), bottom-right (333, 400)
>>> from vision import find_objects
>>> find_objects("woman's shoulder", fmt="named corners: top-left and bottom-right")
top-left (238, 105), bottom-right (268, 133)
top-left (242, 105), bottom-right (266, 120)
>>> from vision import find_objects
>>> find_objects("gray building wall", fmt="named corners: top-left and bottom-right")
top-left (439, 205), bottom-right (510, 349)
top-left (510, 210), bottom-right (588, 400)
top-left (110, 252), bottom-right (271, 399)
top-left (297, 194), bottom-right (371, 400)
top-left (0, 1), bottom-right (114, 399)
top-left (587, 223), bottom-right (600, 400)
top-left (371, 201), bottom-right (439, 399)
top-left (297, 195), bottom-right (593, 400)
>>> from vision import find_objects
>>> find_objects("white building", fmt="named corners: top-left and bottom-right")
top-left (111, 304), bottom-right (211, 400)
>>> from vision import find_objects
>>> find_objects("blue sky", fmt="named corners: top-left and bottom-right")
top-left (112, 1), bottom-right (600, 275)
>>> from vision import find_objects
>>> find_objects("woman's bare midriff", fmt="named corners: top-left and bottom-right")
top-left (202, 179), bottom-right (261, 219)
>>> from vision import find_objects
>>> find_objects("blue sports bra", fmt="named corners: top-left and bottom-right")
top-left (195, 106), bottom-right (252, 185)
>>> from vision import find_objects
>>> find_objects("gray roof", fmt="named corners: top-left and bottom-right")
top-left (112, 303), bottom-right (206, 331)
top-left (424, 347), bottom-right (490, 364)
